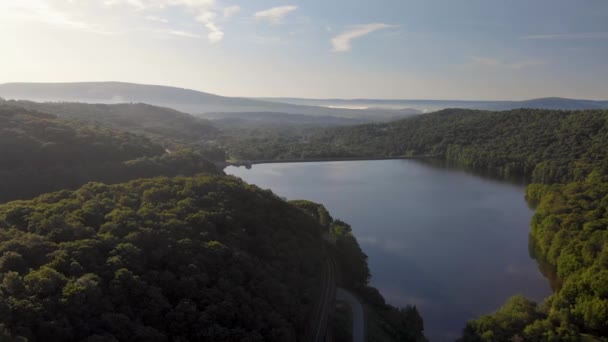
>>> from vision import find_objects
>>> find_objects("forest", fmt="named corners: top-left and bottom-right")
top-left (4, 100), bottom-right (218, 145)
top-left (220, 108), bottom-right (608, 185)
top-left (0, 175), bottom-right (327, 341)
top-left (0, 105), bottom-right (220, 202)
top-left (0, 103), bottom-right (426, 341)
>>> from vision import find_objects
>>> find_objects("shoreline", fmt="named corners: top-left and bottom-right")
top-left (217, 155), bottom-right (438, 169)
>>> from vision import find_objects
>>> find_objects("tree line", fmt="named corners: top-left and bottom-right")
top-left (0, 175), bottom-right (331, 341)
top-left (0, 105), bottom-right (220, 202)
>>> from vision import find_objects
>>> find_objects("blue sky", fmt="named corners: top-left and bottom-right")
top-left (1, 0), bottom-right (607, 99)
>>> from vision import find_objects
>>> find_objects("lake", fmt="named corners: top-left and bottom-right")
top-left (226, 160), bottom-right (551, 341)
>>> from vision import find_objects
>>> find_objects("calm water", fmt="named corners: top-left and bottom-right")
top-left (226, 160), bottom-right (551, 341)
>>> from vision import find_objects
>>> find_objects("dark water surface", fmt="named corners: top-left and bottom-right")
top-left (226, 160), bottom-right (551, 341)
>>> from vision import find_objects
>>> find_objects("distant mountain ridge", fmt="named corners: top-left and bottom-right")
top-left (260, 97), bottom-right (608, 112)
top-left (3, 82), bottom-right (604, 121)
top-left (0, 82), bottom-right (421, 121)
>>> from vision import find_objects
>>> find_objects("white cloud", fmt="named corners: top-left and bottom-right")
top-left (158, 0), bottom-right (226, 43)
top-left (223, 5), bottom-right (240, 18)
top-left (141, 27), bottom-right (201, 38)
top-left (0, 0), bottom-right (88, 30)
top-left (471, 57), bottom-right (546, 70)
top-left (195, 11), bottom-right (223, 43)
top-left (522, 32), bottom-right (608, 40)
top-left (165, 29), bottom-right (201, 38)
top-left (146, 15), bottom-right (169, 23)
top-left (4, 0), bottom-right (226, 43)
top-left (133, 27), bottom-right (203, 39)
top-left (254, 5), bottom-right (298, 24)
top-left (331, 23), bottom-right (394, 52)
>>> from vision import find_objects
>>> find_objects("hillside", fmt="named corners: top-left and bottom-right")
top-left (0, 105), bottom-right (219, 202)
top-left (0, 82), bottom-right (421, 121)
top-left (0, 105), bottom-right (162, 168)
top-left (0, 175), bottom-right (327, 341)
top-left (318, 108), bottom-right (608, 183)
top-left (5, 100), bottom-right (217, 144)
top-left (224, 108), bottom-right (608, 183)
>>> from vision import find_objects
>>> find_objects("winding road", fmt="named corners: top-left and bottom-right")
top-left (311, 259), bottom-right (336, 342)
top-left (337, 288), bottom-right (365, 342)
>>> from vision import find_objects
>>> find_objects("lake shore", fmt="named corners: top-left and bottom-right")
top-left (217, 155), bottom-right (438, 169)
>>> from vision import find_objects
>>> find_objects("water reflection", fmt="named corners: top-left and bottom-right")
top-left (529, 235), bottom-right (561, 291)
top-left (227, 160), bottom-right (552, 341)
top-left (416, 159), bottom-right (529, 186)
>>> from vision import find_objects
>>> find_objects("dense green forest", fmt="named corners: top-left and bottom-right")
top-left (460, 180), bottom-right (608, 341)
top-left (222, 108), bottom-right (608, 183)
top-left (5, 100), bottom-right (217, 145)
top-left (0, 175), bottom-right (328, 341)
top-left (0, 105), bottom-right (219, 202)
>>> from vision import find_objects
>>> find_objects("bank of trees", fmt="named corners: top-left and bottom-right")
top-left (0, 175), bottom-right (328, 341)
top-left (7, 101), bottom-right (218, 145)
top-left (0, 106), bottom-right (219, 202)
top-left (223, 108), bottom-right (608, 184)
top-left (0, 105), bottom-right (162, 168)
top-left (467, 179), bottom-right (608, 340)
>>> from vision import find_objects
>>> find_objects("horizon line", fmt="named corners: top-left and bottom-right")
top-left (1, 81), bottom-right (606, 103)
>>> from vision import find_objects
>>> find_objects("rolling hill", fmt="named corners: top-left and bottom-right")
top-left (0, 82), bottom-right (421, 121)
top-left (4, 100), bottom-right (217, 143)
top-left (0, 104), bottom-right (219, 202)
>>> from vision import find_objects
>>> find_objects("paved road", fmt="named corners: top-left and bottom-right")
top-left (311, 259), bottom-right (336, 342)
top-left (337, 288), bottom-right (365, 342)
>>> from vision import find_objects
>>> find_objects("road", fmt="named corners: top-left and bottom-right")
top-left (310, 258), bottom-right (336, 342)
top-left (337, 288), bottom-right (365, 342)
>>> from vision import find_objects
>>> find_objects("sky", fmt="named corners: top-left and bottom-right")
top-left (1, 0), bottom-right (607, 100)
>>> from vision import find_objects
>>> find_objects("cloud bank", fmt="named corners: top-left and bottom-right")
top-left (254, 5), bottom-right (298, 24)
top-left (2, 0), bottom-right (228, 43)
top-left (331, 23), bottom-right (394, 52)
